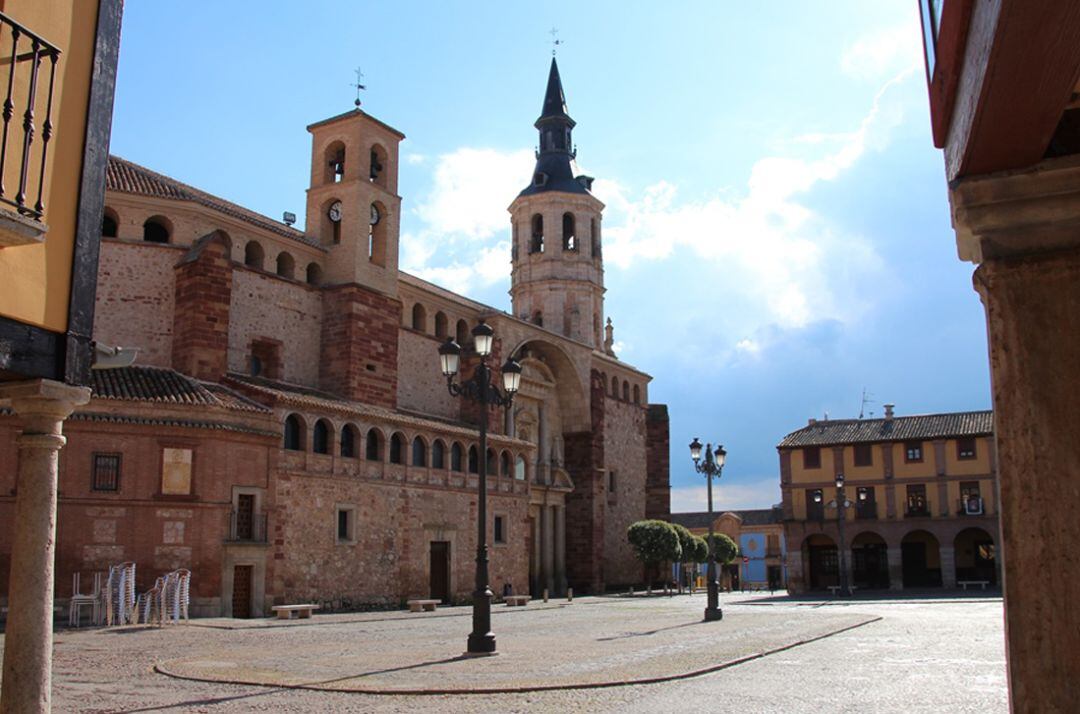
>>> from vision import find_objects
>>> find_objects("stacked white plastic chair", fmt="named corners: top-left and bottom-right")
top-left (68, 572), bottom-right (102, 627)
top-left (139, 569), bottom-right (191, 626)
top-left (105, 562), bottom-right (137, 626)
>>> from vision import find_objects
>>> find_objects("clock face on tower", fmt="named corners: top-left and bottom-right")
top-left (370, 204), bottom-right (381, 225)
top-left (328, 201), bottom-right (343, 223)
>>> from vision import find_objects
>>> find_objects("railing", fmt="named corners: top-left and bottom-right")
top-left (855, 504), bottom-right (878, 520)
top-left (905, 506), bottom-right (931, 518)
top-left (956, 497), bottom-right (985, 516)
top-left (226, 510), bottom-right (268, 543)
top-left (0, 13), bottom-right (61, 221)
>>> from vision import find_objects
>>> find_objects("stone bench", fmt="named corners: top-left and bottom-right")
top-left (407, 599), bottom-right (440, 612)
top-left (271, 604), bottom-right (319, 620)
top-left (504, 595), bottom-right (531, 607)
top-left (958, 580), bottom-right (990, 591)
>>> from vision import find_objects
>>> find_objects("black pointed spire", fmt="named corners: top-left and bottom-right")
top-left (537, 58), bottom-right (575, 127)
top-left (520, 58), bottom-right (591, 197)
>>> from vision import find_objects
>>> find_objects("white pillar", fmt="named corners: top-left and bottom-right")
top-left (0, 379), bottom-right (90, 714)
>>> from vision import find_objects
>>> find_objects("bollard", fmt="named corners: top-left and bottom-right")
top-left (543, 588), bottom-right (549, 603)
top-left (567, 587), bottom-right (573, 602)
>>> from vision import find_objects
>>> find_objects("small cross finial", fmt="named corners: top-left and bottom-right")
top-left (352, 67), bottom-right (366, 107)
top-left (549, 27), bottom-right (563, 56)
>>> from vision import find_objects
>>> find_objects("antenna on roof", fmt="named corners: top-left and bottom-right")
top-left (858, 387), bottom-right (874, 419)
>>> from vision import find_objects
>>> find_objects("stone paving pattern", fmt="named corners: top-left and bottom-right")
top-left (0, 592), bottom-right (1007, 712)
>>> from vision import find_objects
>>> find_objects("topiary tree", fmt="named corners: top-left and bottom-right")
top-left (706, 533), bottom-right (739, 565)
top-left (688, 535), bottom-right (709, 564)
top-left (627, 520), bottom-right (682, 593)
top-left (670, 523), bottom-right (697, 592)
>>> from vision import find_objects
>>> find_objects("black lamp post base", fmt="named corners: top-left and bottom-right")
top-left (704, 607), bottom-right (724, 622)
top-left (466, 633), bottom-right (497, 655)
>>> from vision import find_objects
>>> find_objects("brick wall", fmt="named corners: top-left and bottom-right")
top-left (645, 404), bottom-right (671, 521)
top-left (563, 368), bottom-right (606, 593)
top-left (602, 389), bottom-right (649, 587)
top-left (319, 284), bottom-right (400, 408)
top-left (173, 233), bottom-right (232, 381)
top-left (396, 328), bottom-right (458, 420)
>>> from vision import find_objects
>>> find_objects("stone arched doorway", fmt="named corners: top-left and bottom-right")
top-left (803, 534), bottom-right (838, 590)
top-left (851, 531), bottom-right (889, 590)
top-left (954, 527), bottom-right (997, 585)
top-left (902, 530), bottom-right (943, 588)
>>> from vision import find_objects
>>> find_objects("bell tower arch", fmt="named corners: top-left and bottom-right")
top-left (509, 58), bottom-right (606, 349)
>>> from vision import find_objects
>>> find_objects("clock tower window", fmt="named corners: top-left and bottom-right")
top-left (530, 214), bottom-right (544, 254)
top-left (562, 212), bottom-right (576, 251)
top-left (370, 144), bottom-right (388, 188)
top-left (324, 141), bottom-right (346, 184)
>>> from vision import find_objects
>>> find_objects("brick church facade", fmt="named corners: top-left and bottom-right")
top-left (0, 59), bottom-right (671, 617)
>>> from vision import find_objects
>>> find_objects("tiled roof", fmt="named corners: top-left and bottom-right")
top-left (106, 155), bottom-right (320, 247)
top-left (223, 373), bottom-right (531, 444)
top-left (91, 366), bottom-right (270, 413)
top-left (778, 410), bottom-right (994, 448)
top-left (670, 508), bottom-right (783, 530)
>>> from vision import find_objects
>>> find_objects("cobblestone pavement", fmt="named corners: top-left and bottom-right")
top-left (0, 591), bottom-right (1007, 712)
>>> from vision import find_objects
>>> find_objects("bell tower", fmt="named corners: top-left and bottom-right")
top-left (305, 107), bottom-right (405, 296)
top-left (509, 58), bottom-right (606, 348)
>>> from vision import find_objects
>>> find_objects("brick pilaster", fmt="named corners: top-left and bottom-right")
top-left (318, 284), bottom-right (400, 408)
top-left (172, 232), bottom-right (232, 381)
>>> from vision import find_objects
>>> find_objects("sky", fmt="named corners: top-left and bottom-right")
top-left (108, 2), bottom-right (991, 513)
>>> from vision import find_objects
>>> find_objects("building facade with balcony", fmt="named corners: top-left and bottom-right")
top-left (778, 407), bottom-right (999, 593)
top-left (670, 507), bottom-right (786, 591)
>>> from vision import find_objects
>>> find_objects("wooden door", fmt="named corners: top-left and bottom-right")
top-left (232, 564), bottom-right (253, 618)
top-left (430, 541), bottom-right (450, 603)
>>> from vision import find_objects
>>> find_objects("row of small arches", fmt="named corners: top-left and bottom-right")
top-left (283, 414), bottom-right (527, 478)
top-left (406, 303), bottom-right (472, 344)
top-left (101, 206), bottom-right (326, 286)
top-left (600, 371), bottom-right (643, 405)
top-left (323, 140), bottom-right (389, 188)
top-left (519, 212), bottom-right (600, 257)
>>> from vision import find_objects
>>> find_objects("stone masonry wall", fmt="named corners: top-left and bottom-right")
top-left (173, 234), bottom-right (232, 381)
top-left (229, 268), bottom-right (323, 386)
top-left (93, 240), bottom-right (182, 368)
top-left (563, 369), bottom-right (606, 593)
top-left (645, 404), bottom-right (671, 522)
top-left (602, 387), bottom-right (649, 587)
top-left (319, 285), bottom-right (400, 408)
top-left (396, 328), bottom-right (458, 420)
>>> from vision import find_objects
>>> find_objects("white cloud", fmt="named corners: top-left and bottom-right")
top-left (841, 16), bottom-right (923, 81)
top-left (669, 480), bottom-right (780, 513)
top-left (406, 153), bottom-right (427, 165)
top-left (415, 148), bottom-right (533, 239)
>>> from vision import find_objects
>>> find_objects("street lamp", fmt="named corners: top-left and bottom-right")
top-left (828, 473), bottom-right (853, 596)
top-left (690, 438), bottom-right (726, 622)
top-left (438, 320), bottom-right (521, 655)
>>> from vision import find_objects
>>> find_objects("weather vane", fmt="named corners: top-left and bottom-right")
top-left (351, 67), bottom-right (366, 107)
top-left (549, 27), bottom-right (563, 56)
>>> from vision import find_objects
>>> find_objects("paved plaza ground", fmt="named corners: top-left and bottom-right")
top-left (0, 591), bottom-right (1007, 712)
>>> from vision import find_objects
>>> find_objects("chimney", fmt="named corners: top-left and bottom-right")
top-left (808, 418), bottom-right (817, 426)
top-left (884, 403), bottom-right (895, 420)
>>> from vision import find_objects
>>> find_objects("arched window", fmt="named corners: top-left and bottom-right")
top-left (591, 217), bottom-right (601, 258)
top-left (324, 141), bottom-right (346, 184)
top-left (411, 303), bottom-right (427, 332)
top-left (283, 414), bottom-right (304, 451)
top-left (451, 442), bottom-right (464, 472)
top-left (455, 319), bottom-right (469, 345)
top-left (530, 214), bottom-right (544, 254)
top-left (623, 381), bottom-right (630, 401)
top-left (411, 436), bottom-right (427, 467)
top-left (313, 419), bottom-right (331, 454)
top-left (468, 445), bottom-right (479, 474)
top-left (341, 424), bottom-right (358, 458)
top-left (435, 311), bottom-right (448, 339)
top-left (501, 451), bottom-right (511, 477)
top-left (611, 376), bottom-right (619, 397)
top-left (533, 311), bottom-right (543, 327)
top-left (562, 212), bottom-right (576, 251)
top-left (515, 455), bottom-right (526, 481)
top-left (370, 144), bottom-right (388, 187)
top-left (389, 432), bottom-right (405, 464)
top-left (244, 241), bottom-right (265, 270)
top-left (369, 202), bottom-right (387, 266)
top-left (276, 251), bottom-right (295, 279)
top-left (486, 448), bottom-right (497, 474)
top-left (432, 439), bottom-right (446, 469)
top-left (143, 216), bottom-right (171, 243)
top-left (102, 208), bottom-right (118, 237)
top-left (366, 429), bottom-right (383, 461)
top-left (633, 384), bottom-right (641, 405)
top-left (306, 262), bottom-right (323, 285)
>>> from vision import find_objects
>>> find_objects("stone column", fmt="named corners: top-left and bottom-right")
top-left (940, 544), bottom-right (957, 589)
top-left (541, 503), bottom-right (555, 594)
top-left (530, 510), bottom-right (541, 595)
top-left (0, 379), bottom-right (90, 714)
top-left (554, 505), bottom-right (566, 594)
top-left (951, 161), bottom-right (1080, 710)
top-left (887, 547), bottom-right (904, 591)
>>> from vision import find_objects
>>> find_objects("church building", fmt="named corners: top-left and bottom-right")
top-left (0, 59), bottom-right (672, 616)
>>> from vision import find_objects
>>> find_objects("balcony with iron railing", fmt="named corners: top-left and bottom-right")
top-left (905, 505), bottom-right (932, 518)
top-left (225, 510), bottom-right (268, 544)
top-left (956, 496), bottom-right (986, 516)
top-left (0, 12), bottom-right (61, 246)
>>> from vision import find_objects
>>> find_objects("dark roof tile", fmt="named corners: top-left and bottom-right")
top-left (778, 410), bottom-right (993, 448)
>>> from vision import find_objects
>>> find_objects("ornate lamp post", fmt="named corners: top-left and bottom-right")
top-left (817, 474), bottom-right (854, 596)
top-left (438, 320), bottom-right (522, 655)
top-left (690, 438), bottom-right (726, 622)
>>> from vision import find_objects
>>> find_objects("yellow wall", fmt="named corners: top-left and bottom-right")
top-left (891, 442), bottom-right (936, 478)
top-left (0, 0), bottom-right (101, 331)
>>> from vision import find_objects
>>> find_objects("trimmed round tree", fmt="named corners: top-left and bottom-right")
top-left (670, 522), bottom-right (697, 591)
top-left (627, 519), bottom-right (682, 591)
top-left (706, 533), bottom-right (739, 565)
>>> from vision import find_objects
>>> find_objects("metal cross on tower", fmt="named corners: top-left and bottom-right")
top-left (352, 67), bottom-right (366, 107)
top-left (549, 27), bottom-right (563, 56)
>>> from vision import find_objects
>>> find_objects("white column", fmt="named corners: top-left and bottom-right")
top-left (0, 379), bottom-right (90, 714)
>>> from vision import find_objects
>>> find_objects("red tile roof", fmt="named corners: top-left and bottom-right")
top-left (91, 366), bottom-right (270, 413)
top-left (778, 410), bottom-right (993, 448)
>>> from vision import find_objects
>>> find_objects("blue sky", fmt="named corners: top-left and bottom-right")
top-left (109, 2), bottom-right (990, 512)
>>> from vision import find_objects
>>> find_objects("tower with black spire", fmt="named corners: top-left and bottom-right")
top-left (509, 58), bottom-right (606, 349)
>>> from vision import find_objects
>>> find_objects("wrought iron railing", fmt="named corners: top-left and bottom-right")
top-left (0, 13), bottom-right (61, 221)
top-left (226, 510), bottom-right (268, 543)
